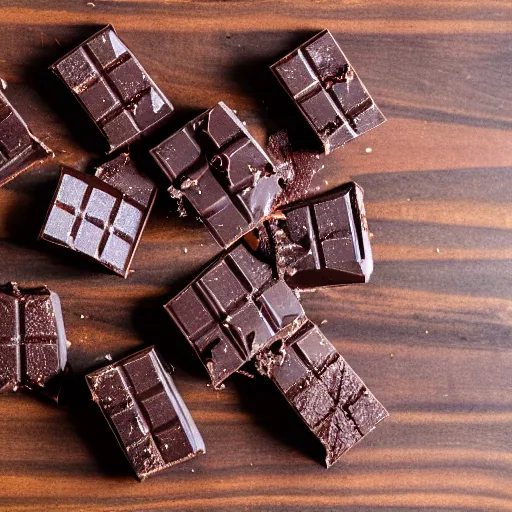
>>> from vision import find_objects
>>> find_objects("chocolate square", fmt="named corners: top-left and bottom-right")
top-left (50, 25), bottom-right (174, 152)
top-left (86, 347), bottom-right (205, 480)
top-left (165, 243), bottom-right (305, 388)
top-left (271, 30), bottom-right (385, 154)
top-left (151, 102), bottom-right (281, 249)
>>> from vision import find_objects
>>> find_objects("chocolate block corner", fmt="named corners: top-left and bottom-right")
top-left (165, 243), bottom-right (306, 388)
top-left (86, 346), bottom-right (205, 480)
top-left (0, 90), bottom-right (53, 187)
top-left (39, 157), bottom-right (156, 278)
top-left (0, 282), bottom-right (67, 397)
top-left (271, 29), bottom-right (385, 154)
top-left (255, 322), bottom-right (388, 467)
top-left (151, 102), bottom-right (282, 249)
top-left (50, 25), bottom-right (174, 153)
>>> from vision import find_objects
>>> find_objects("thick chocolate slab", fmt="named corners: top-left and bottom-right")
top-left (256, 322), bottom-right (388, 467)
top-left (151, 102), bottom-right (281, 248)
top-left (39, 156), bottom-right (156, 277)
top-left (50, 25), bottom-right (174, 152)
top-left (86, 347), bottom-right (205, 480)
top-left (271, 30), bottom-right (385, 154)
top-left (0, 283), bottom-right (67, 398)
top-left (0, 90), bottom-right (53, 187)
top-left (263, 182), bottom-right (373, 288)
top-left (165, 243), bottom-right (305, 389)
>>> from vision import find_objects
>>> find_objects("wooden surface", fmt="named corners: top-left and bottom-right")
top-left (0, 1), bottom-right (511, 511)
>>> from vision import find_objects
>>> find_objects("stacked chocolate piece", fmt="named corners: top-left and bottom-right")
top-left (0, 25), bottom-right (389, 480)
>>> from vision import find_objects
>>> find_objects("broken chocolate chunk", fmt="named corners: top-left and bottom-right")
top-left (271, 30), bottom-right (385, 154)
top-left (39, 155), bottom-right (156, 278)
top-left (50, 25), bottom-right (174, 152)
top-left (165, 243), bottom-right (306, 389)
top-left (0, 282), bottom-right (67, 399)
top-left (255, 322), bottom-right (388, 467)
top-left (259, 182), bottom-right (373, 288)
top-left (151, 102), bottom-right (281, 249)
top-left (86, 346), bottom-right (205, 480)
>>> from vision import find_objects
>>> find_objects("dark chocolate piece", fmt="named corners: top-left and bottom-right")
top-left (150, 102), bottom-right (281, 248)
top-left (39, 155), bottom-right (156, 277)
top-left (0, 282), bottom-right (67, 398)
top-left (271, 30), bottom-right (385, 154)
top-left (256, 322), bottom-right (388, 467)
top-left (0, 90), bottom-right (53, 187)
top-left (86, 346), bottom-right (205, 480)
top-left (263, 182), bottom-right (373, 288)
top-left (165, 243), bottom-right (305, 389)
top-left (50, 25), bottom-right (174, 153)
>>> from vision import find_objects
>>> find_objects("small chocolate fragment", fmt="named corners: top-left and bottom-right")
top-left (86, 347), bottom-right (205, 480)
top-left (267, 129), bottom-right (323, 208)
top-left (256, 322), bottom-right (388, 467)
top-left (263, 182), bottom-right (373, 288)
top-left (165, 243), bottom-right (305, 389)
top-left (50, 25), bottom-right (174, 153)
top-left (151, 102), bottom-right (281, 249)
top-left (0, 90), bottom-right (53, 187)
top-left (39, 155), bottom-right (156, 277)
top-left (271, 30), bottom-right (385, 154)
top-left (0, 282), bottom-right (67, 399)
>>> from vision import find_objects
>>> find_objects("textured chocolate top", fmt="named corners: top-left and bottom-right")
top-left (0, 283), bottom-right (67, 397)
top-left (86, 347), bottom-right (205, 480)
top-left (50, 25), bottom-right (174, 153)
top-left (151, 102), bottom-right (281, 248)
top-left (0, 90), bottom-right (53, 187)
top-left (39, 159), bottom-right (156, 278)
top-left (271, 30), bottom-right (385, 154)
top-left (264, 182), bottom-right (373, 288)
top-left (165, 243), bottom-right (305, 389)
top-left (256, 322), bottom-right (388, 467)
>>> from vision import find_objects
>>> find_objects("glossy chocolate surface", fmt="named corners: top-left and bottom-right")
top-left (39, 156), bottom-right (156, 277)
top-left (256, 322), bottom-right (388, 467)
top-left (86, 347), bottom-right (205, 480)
top-left (0, 283), bottom-right (67, 397)
top-left (50, 25), bottom-right (174, 152)
top-left (264, 182), bottom-right (373, 288)
top-left (271, 30), bottom-right (385, 154)
top-left (165, 243), bottom-right (305, 389)
top-left (151, 102), bottom-right (281, 248)
top-left (0, 90), bottom-right (53, 187)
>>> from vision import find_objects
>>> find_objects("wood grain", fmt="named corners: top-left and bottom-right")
top-left (0, 1), bottom-right (510, 510)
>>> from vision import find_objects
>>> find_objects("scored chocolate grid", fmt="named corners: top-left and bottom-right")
top-left (187, 252), bottom-right (278, 362)
top-left (108, 355), bottom-right (180, 462)
top-left (298, 192), bottom-right (360, 270)
top-left (287, 48), bottom-right (358, 138)
top-left (51, 173), bottom-right (141, 264)
top-left (157, 111), bottom-right (268, 224)
top-left (276, 326), bottom-right (387, 460)
top-left (0, 291), bottom-right (58, 387)
top-left (76, 42), bottom-right (144, 130)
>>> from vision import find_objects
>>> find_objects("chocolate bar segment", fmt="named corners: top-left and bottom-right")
top-left (165, 243), bottom-right (305, 388)
top-left (256, 322), bottom-right (388, 467)
top-left (39, 156), bottom-right (156, 277)
top-left (271, 30), bottom-right (385, 154)
top-left (263, 182), bottom-right (373, 288)
top-left (86, 347), bottom-right (205, 480)
top-left (50, 25), bottom-right (174, 152)
top-left (0, 283), bottom-right (67, 398)
top-left (0, 90), bottom-right (53, 187)
top-left (151, 102), bottom-right (281, 248)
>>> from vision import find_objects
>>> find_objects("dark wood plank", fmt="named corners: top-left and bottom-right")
top-left (0, 1), bottom-right (510, 510)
